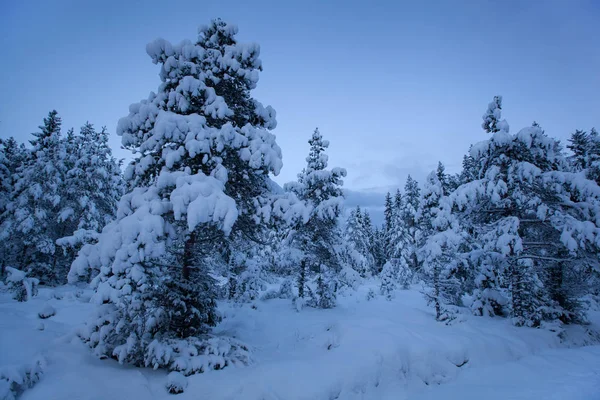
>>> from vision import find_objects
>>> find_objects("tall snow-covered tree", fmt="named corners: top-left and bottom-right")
top-left (344, 206), bottom-right (374, 275)
top-left (57, 123), bottom-right (124, 271)
top-left (1, 111), bottom-right (68, 284)
top-left (567, 129), bottom-right (589, 171)
top-left (384, 192), bottom-right (393, 233)
top-left (588, 127), bottom-right (600, 184)
top-left (0, 138), bottom-right (29, 276)
top-left (459, 149), bottom-right (478, 184)
top-left (435, 161), bottom-right (451, 196)
top-left (286, 127), bottom-right (346, 307)
top-left (69, 19), bottom-right (280, 370)
top-left (567, 127), bottom-right (600, 185)
top-left (391, 175), bottom-right (421, 275)
top-left (371, 226), bottom-right (387, 273)
top-left (452, 98), bottom-right (600, 326)
top-left (418, 171), bottom-right (465, 320)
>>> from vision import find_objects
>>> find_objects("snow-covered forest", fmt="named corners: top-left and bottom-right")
top-left (1, 19), bottom-right (600, 400)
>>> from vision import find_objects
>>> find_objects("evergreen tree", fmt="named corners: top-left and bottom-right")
top-left (1, 111), bottom-right (68, 284)
top-left (285, 127), bottom-right (346, 307)
top-left (567, 129), bottom-right (589, 170)
top-left (481, 95), bottom-right (509, 134)
top-left (71, 19), bottom-right (280, 369)
top-left (344, 206), bottom-right (374, 275)
top-left (451, 98), bottom-right (600, 326)
top-left (371, 226), bottom-right (387, 273)
top-left (0, 138), bottom-right (29, 276)
top-left (59, 123), bottom-right (124, 276)
top-left (385, 189), bottom-right (403, 260)
top-left (391, 175), bottom-right (421, 275)
top-left (459, 149), bottom-right (478, 184)
top-left (585, 128), bottom-right (600, 184)
top-left (379, 261), bottom-right (397, 300)
top-left (419, 180), bottom-right (465, 321)
top-left (435, 161), bottom-right (450, 196)
top-left (384, 192), bottom-right (393, 233)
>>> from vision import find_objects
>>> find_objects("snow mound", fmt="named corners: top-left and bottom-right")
top-left (37, 304), bottom-right (56, 319)
top-left (165, 371), bottom-right (187, 394)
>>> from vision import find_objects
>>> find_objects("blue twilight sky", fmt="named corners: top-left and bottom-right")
top-left (1, 0), bottom-right (599, 200)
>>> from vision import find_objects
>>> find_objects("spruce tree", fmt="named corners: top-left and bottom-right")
top-left (481, 95), bottom-right (509, 134)
top-left (435, 161), bottom-right (450, 196)
top-left (1, 111), bottom-right (67, 284)
top-left (567, 129), bottom-right (589, 170)
top-left (451, 97), bottom-right (600, 326)
top-left (459, 149), bottom-right (478, 184)
top-left (344, 206), bottom-right (374, 275)
top-left (285, 127), bottom-right (346, 307)
top-left (60, 123), bottom-right (124, 276)
top-left (71, 19), bottom-right (280, 369)
top-left (391, 175), bottom-right (421, 275)
top-left (379, 261), bottom-right (397, 299)
top-left (384, 192), bottom-right (393, 233)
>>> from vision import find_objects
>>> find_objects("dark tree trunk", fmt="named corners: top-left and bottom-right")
top-left (182, 230), bottom-right (196, 280)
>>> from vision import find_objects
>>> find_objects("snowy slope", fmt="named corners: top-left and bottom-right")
top-left (1, 284), bottom-right (599, 400)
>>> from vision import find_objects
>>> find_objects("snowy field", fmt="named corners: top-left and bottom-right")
top-left (2, 283), bottom-right (600, 400)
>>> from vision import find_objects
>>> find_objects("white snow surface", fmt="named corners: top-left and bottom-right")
top-left (1, 284), bottom-right (599, 400)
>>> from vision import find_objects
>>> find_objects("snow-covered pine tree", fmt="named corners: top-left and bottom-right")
top-left (481, 95), bottom-right (509, 134)
top-left (379, 260), bottom-right (397, 299)
top-left (450, 97), bottom-right (600, 326)
top-left (371, 226), bottom-right (387, 273)
top-left (362, 210), bottom-right (373, 246)
top-left (435, 162), bottom-right (451, 196)
top-left (588, 127), bottom-right (600, 185)
top-left (567, 127), bottom-right (600, 185)
top-left (384, 191), bottom-right (393, 234)
top-left (384, 189), bottom-right (403, 260)
top-left (391, 175), bottom-right (421, 276)
top-left (567, 129), bottom-right (589, 171)
top-left (459, 149), bottom-right (478, 184)
top-left (285, 127), bottom-right (346, 307)
top-left (0, 111), bottom-right (68, 284)
top-left (58, 123), bottom-right (124, 274)
top-left (362, 210), bottom-right (381, 275)
top-left (69, 19), bottom-right (279, 370)
top-left (418, 170), bottom-right (465, 320)
top-left (0, 138), bottom-right (28, 276)
top-left (344, 206), bottom-right (374, 276)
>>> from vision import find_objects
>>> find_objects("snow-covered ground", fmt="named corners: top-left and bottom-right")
top-left (1, 283), bottom-right (599, 400)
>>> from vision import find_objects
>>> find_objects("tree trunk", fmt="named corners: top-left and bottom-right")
top-left (182, 230), bottom-right (196, 280)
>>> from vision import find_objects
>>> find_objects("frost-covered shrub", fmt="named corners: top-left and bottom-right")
top-left (397, 260), bottom-right (413, 290)
top-left (260, 279), bottom-right (294, 301)
top-left (145, 336), bottom-right (250, 375)
top-left (279, 278), bottom-right (294, 299)
top-left (292, 295), bottom-right (307, 312)
top-left (337, 266), bottom-right (361, 292)
top-left (4, 267), bottom-right (38, 302)
top-left (0, 356), bottom-right (46, 400)
top-left (165, 371), bottom-right (187, 394)
top-left (380, 261), bottom-right (397, 300)
top-left (306, 270), bottom-right (336, 309)
top-left (235, 261), bottom-right (266, 303)
top-left (260, 289), bottom-right (280, 301)
top-left (366, 288), bottom-right (376, 301)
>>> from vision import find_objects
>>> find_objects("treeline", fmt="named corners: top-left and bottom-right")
top-left (343, 96), bottom-right (600, 327)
